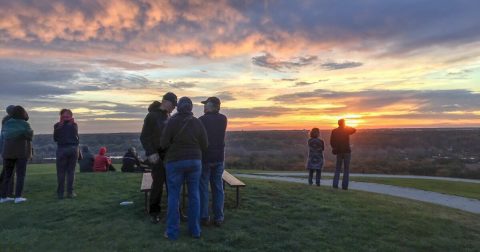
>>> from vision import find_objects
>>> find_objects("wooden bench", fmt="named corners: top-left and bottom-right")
top-left (222, 170), bottom-right (246, 208)
top-left (140, 170), bottom-right (246, 212)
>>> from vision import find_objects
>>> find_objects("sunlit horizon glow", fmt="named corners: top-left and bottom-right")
top-left (0, 0), bottom-right (479, 134)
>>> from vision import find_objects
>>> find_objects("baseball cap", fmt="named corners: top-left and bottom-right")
top-left (201, 97), bottom-right (221, 106)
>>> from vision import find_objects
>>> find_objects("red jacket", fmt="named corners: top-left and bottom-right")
top-left (93, 147), bottom-right (111, 172)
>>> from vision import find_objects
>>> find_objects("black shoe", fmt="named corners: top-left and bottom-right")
top-left (150, 215), bottom-right (161, 224)
top-left (214, 220), bottom-right (223, 227)
top-left (58, 194), bottom-right (64, 200)
top-left (316, 184), bottom-right (320, 187)
top-left (333, 186), bottom-right (338, 189)
top-left (342, 187), bottom-right (348, 190)
top-left (66, 193), bottom-right (77, 199)
top-left (201, 219), bottom-right (211, 227)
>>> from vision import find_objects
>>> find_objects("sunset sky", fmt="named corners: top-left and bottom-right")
top-left (0, 0), bottom-right (479, 133)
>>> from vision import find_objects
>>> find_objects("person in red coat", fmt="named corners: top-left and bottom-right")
top-left (93, 147), bottom-right (115, 172)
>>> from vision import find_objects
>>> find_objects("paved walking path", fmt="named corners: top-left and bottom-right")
top-left (235, 174), bottom-right (480, 214)
top-left (253, 172), bottom-right (480, 184)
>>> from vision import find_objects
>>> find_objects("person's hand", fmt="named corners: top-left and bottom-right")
top-left (148, 153), bottom-right (160, 164)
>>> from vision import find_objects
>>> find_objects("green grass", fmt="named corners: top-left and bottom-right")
top-left (0, 164), bottom-right (479, 251)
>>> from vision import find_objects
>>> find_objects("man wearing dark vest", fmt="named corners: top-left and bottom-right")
top-left (140, 92), bottom-right (177, 223)
top-left (330, 119), bottom-right (356, 190)
top-left (199, 97), bottom-right (228, 227)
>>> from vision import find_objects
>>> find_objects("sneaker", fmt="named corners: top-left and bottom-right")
top-left (67, 193), bottom-right (77, 199)
top-left (14, 197), bottom-right (27, 204)
top-left (150, 215), bottom-right (161, 224)
top-left (0, 197), bottom-right (14, 203)
top-left (213, 220), bottom-right (223, 227)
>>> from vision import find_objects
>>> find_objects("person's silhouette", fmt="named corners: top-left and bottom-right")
top-left (330, 119), bottom-right (356, 190)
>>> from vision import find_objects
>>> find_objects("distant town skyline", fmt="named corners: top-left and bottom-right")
top-left (1, 0), bottom-right (479, 133)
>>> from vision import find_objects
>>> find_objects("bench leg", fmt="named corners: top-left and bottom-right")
top-left (182, 181), bottom-right (186, 211)
top-left (144, 192), bottom-right (148, 214)
top-left (236, 187), bottom-right (240, 208)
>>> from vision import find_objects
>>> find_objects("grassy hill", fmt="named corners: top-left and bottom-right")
top-left (0, 164), bottom-right (479, 251)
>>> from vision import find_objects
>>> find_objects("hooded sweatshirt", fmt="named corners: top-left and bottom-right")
top-left (93, 147), bottom-right (111, 172)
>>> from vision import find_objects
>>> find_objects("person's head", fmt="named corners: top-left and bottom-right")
top-left (148, 101), bottom-right (161, 112)
top-left (128, 146), bottom-right (136, 155)
top-left (6, 105), bottom-right (15, 116)
top-left (177, 97), bottom-right (193, 113)
top-left (82, 145), bottom-right (90, 153)
top-left (201, 97), bottom-right (221, 113)
top-left (99, 147), bottom-right (107, 155)
top-left (60, 108), bottom-right (73, 122)
top-left (338, 119), bottom-right (346, 128)
top-left (310, 128), bottom-right (320, 138)
top-left (161, 92), bottom-right (177, 113)
top-left (11, 106), bottom-right (29, 121)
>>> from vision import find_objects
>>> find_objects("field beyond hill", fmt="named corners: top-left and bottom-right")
top-left (31, 128), bottom-right (480, 178)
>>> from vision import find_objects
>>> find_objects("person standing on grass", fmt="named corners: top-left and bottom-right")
top-left (306, 128), bottom-right (324, 186)
top-left (140, 92), bottom-right (178, 223)
top-left (0, 106), bottom-right (33, 204)
top-left (160, 97), bottom-right (208, 240)
top-left (54, 109), bottom-right (80, 199)
top-left (0, 105), bottom-right (16, 198)
top-left (93, 147), bottom-right (116, 172)
top-left (330, 119), bottom-right (356, 190)
top-left (78, 146), bottom-right (94, 172)
top-left (199, 97), bottom-right (227, 227)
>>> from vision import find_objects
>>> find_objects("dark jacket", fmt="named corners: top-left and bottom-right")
top-left (1, 118), bottom-right (33, 159)
top-left (160, 112), bottom-right (208, 163)
top-left (0, 115), bottom-right (11, 155)
top-left (140, 104), bottom-right (169, 156)
top-left (199, 112), bottom-right (227, 163)
top-left (121, 151), bottom-right (141, 172)
top-left (79, 146), bottom-right (94, 172)
top-left (54, 121), bottom-right (79, 147)
top-left (330, 126), bottom-right (356, 154)
top-left (306, 138), bottom-right (324, 170)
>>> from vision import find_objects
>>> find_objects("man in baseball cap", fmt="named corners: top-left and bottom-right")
top-left (140, 92), bottom-right (177, 223)
top-left (199, 96), bottom-right (227, 227)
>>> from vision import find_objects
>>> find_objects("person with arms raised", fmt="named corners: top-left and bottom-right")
top-left (330, 119), bottom-right (356, 190)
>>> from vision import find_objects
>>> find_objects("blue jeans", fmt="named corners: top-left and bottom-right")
top-left (333, 153), bottom-right (351, 189)
top-left (165, 159), bottom-right (202, 240)
top-left (200, 162), bottom-right (225, 222)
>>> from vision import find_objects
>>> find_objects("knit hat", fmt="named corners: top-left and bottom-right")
top-left (177, 97), bottom-right (193, 113)
top-left (6, 105), bottom-right (15, 115)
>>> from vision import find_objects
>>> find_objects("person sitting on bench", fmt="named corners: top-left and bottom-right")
top-left (121, 147), bottom-right (146, 173)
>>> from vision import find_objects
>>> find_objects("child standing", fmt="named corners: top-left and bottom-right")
top-left (306, 128), bottom-right (324, 186)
